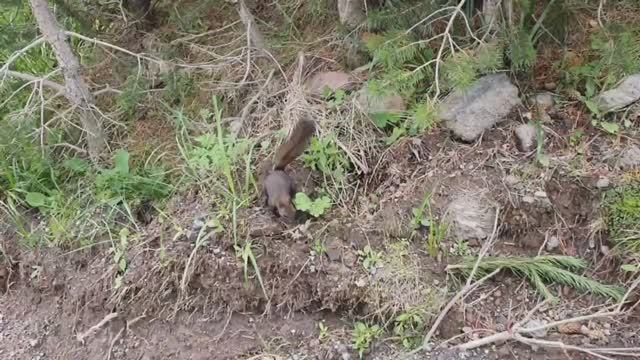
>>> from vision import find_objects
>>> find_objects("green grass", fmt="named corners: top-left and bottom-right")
top-left (561, 25), bottom-right (640, 98)
top-left (352, 322), bottom-right (383, 358)
top-left (604, 178), bottom-right (640, 255)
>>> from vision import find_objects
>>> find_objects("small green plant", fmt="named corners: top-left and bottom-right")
top-left (505, 0), bottom-right (560, 72)
top-left (322, 88), bottom-right (347, 109)
top-left (393, 309), bottom-right (425, 350)
top-left (568, 129), bottom-right (585, 147)
top-left (621, 263), bottom-right (639, 273)
top-left (352, 322), bottom-right (383, 358)
top-left (604, 179), bottom-right (640, 254)
top-left (452, 255), bottom-right (625, 302)
top-left (597, 121), bottom-right (620, 135)
top-left (112, 228), bottom-right (130, 289)
top-left (407, 99), bottom-right (438, 135)
top-left (318, 321), bottom-right (329, 341)
top-left (95, 149), bottom-right (172, 205)
top-left (534, 120), bottom-right (550, 167)
top-left (294, 192), bottom-right (332, 218)
top-left (442, 44), bottom-right (503, 90)
top-left (357, 245), bottom-right (383, 273)
top-left (311, 239), bottom-right (327, 256)
top-left (302, 136), bottom-right (352, 180)
top-left (451, 239), bottom-right (471, 257)
top-left (236, 241), bottom-right (268, 300)
top-left (179, 96), bottom-right (254, 201)
top-left (117, 74), bottom-right (149, 119)
top-left (411, 193), bottom-right (447, 257)
top-left (563, 25), bottom-right (640, 112)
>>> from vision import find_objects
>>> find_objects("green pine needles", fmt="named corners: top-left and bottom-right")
top-left (453, 255), bottom-right (625, 301)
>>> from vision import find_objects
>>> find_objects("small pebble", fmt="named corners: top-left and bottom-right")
top-left (534, 191), bottom-right (547, 198)
top-left (515, 124), bottom-right (538, 152)
top-left (522, 196), bottom-right (535, 204)
top-left (523, 319), bottom-right (548, 338)
top-left (505, 175), bottom-right (520, 185)
top-left (546, 236), bottom-right (560, 251)
top-left (596, 177), bottom-right (610, 189)
top-left (544, 82), bottom-right (557, 91)
top-left (580, 325), bottom-right (590, 335)
top-left (533, 92), bottom-right (554, 111)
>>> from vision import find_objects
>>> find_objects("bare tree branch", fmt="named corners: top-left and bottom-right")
top-left (4, 70), bottom-right (66, 94)
top-left (30, 0), bottom-right (105, 161)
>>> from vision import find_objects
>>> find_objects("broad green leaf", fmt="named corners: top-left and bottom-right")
top-left (114, 275), bottom-right (123, 289)
top-left (25, 192), bottom-right (46, 207)
top-left (309, 196), bottom-right (332, 217)
top-left (600, 121), bottom-right (620, 134)
top-left (114, 149), bottom-right (130, 174)
top-left (537, 154), bottom-right (550, 167)
top-left (63, 158), bottom-right (90, 173)
top-left (584, 99), bottom-right (600, 116)
top-left (371, 112), bottom-right (401, 128)
top-left (385, 126), bottom-right (406, 145)
top-left (293, 192), bottom-right (313, 211)
top-left (621, 264), bottom-right (639, 272)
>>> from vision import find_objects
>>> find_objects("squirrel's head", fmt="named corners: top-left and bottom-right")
top-left (276, 197), bottom-right (297, 221)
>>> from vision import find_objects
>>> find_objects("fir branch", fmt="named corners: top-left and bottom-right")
top-left (452, 255), bottom-right (625, 301)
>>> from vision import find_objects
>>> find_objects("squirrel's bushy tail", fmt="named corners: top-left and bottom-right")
top-left (273, 118), bottom-right (316, 170)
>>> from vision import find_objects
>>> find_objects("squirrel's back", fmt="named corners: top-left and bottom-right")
top-left (273, 118), bottom-right (316, 170)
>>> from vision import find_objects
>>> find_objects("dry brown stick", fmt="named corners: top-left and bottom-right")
top-left (105, 326), bottom-right (125, 360)
top-left (5, 70), bottom-right (66, 93)
top-left (76, 312), bottom-right (119, 344)
top-left (422, 207), bottom-right (501, 346)
top-left (513, 333), bottom-right (616, 360)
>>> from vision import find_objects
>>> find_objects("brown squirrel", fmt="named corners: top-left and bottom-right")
top-left (261, 118), bottom-right (316, 221)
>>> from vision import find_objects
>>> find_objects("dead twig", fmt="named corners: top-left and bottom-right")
top-left (76, 312), bottom-right (119, 344)
top-left (422, 207), bottom-right (501, 347)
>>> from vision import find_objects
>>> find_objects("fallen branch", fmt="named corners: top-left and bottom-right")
top-left (30, 0), bottom-right (105, 161)
top-left (5, 70), bottom-right (66, 93)
top-left (0, 37), bottom-right (46, 86)
top-left (422, 207), bottom-right (501, 346)
top-left (455, 301), bottom-right (638, 358)
top-left (76, 312), bottom-right (118, 344)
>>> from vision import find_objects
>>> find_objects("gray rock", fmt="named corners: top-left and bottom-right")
top-left (515, 123), bottom-right (537, 152)
top-left (546, 236), bottom-right (560, 251)
top-left (337, 0), bottom-right (365, 28)
top-left (618, 145), bottom-right (640, 169)
top-left (505, 174), bottom-right (520, 185)
top-left (325, 239), bottom-right (342, 262)
top-left (356, 87), bottom-right (405, 114)
top-left (596, 177), bottom-right (610, 189)
top-left (533, 92), bottom-right (554, 111)
top-left (305, 71), bottom-right (355, 96)
top-left (523, 319), bottom-right (548, 338)
top-left (534, 191), bottom-right (547, 198)
top-left (445, 190), bottom-right (496, 241)
top-left (440, 73), bottom-right (522, 141)
top-left (595, 74), bottom-right (640, 112)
